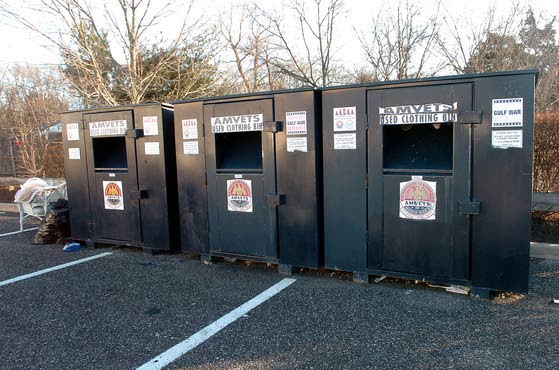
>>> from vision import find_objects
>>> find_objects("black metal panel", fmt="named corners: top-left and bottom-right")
top-left (322, 70), bottom-right (535, 293)
top-left (173, 101), bottom-right (209, 254)
top-left (381, 175), bottom-right (453, 277)
top-left (368, 84), bottom-right (472, 281)
top-left (204, 99), bottom-right (277, 259)
top-left (83, 110), bottom-right (142, 243)
top-left (178, 91), bottom-right (322, 267)
top-left (62, 103), bottom-right (178, 251)
top-left (275, 91), bottom-right (322, 268)
top-left (322, 88), bottom-right (367, 272)
top-left (471, 73), bottom-right (536, 293)
top-left (61, 111), bottom-right (91, 240)
top-left (134, 105), bottom-right (178, 251)
top-left (214, 173), bottom-right (274, 256)
top-left (320, 69), bottom-right (538, 92)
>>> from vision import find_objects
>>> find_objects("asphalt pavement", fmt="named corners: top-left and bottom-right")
top-left (0, 211), bottom-right (558, 370)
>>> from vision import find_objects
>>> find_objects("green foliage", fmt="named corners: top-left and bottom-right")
top-left (59, 18), bottom-right (221, 107)
top-left (465, 32), bottom-right (527, 73)
top-left (466, 9), bottom-right (558, 111)
top-left (519, 9), bottom-right (558, 72)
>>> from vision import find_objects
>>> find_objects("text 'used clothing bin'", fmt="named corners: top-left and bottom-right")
top-left (174, 89), bottom-right (322, 270)
top-left (61, 103), bottom-right (179, 252)
top-left (322, 70), bottom-right (537, 295)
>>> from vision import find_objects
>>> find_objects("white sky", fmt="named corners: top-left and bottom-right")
top-left (0, 0), bottom-right (557, 68)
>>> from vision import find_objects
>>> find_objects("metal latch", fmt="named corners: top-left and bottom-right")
top-left (459, 200), bottom-right (481, 215)
top-left (126, 129), bottom-right (144, 139)
top-left (458, 110), bottom-right (482, 124)
top-left (130, 188), bottom-right (148, 200)
top-left (267, 193), bottom-right (286, 206)
top-left (263, 121), bottom-right (283, 133)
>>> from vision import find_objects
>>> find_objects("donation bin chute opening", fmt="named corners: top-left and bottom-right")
top-left (61, 103), bottom-right (179, 252)
top-left (174, 90), bottom-right (322, 272)
top-left (322, 70), bottom-right (537, 296)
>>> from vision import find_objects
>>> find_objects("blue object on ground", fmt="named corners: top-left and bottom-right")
top-left (63, 242), bottom-right (82, 252)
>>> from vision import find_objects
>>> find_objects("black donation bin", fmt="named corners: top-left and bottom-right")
top-left (61, 103), bottom-right (179, 252)
top-left (322, 70), bottom-right (537, 295)
top-left (174, 89), bottom-right (322, 270)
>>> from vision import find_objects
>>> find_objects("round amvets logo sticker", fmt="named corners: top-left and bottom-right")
top-left (103, 181), bottom-right (124, 210)
top-left (399, 178), bottom-right (436, 220)
top-left (227, 179), bottom-right (253, 212)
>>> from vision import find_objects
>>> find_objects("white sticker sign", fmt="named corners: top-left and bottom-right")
top-left (211, 114), bottom-right (263, 133)
top-left (379, 102), bottom-right (457, 125)
top-left (182, 119), bottom-right (198, 139)
top-left (333, 107), bottom-right (356, 131)
top-left (492, 98), bottom-right (523, 127)
top-left (227, 179), bottom-right (253, 212)
top-left (103, 181), bottom-right (124, 210)
top-left (399, 176), bottom-right (437, 220)
top-left (183, 141), bottom-right (199, 155)
top-left (492, 130), bottom-right (523, 149)
top-left (68, 147), bottom-right (80, 160)
top-left (286, 111), bottom-right (307, 135)
top-left (66, 123), bottom-right (80, 141)
top-left (287, 137), bottom-right (308, 152)
top-left (144, 142), bottom-right (160, 155)
top-left (89, 120), bottom-right (127, 137)
top-left (334, 133), bottom-right (357, 150)
top-left (143, 116), bottom-right (159, 136)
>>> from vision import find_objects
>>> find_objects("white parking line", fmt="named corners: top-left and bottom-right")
top-left (0, 227), bottom-right (39, 237)
top-left (137, 277), bottom-right (296, 370)
top-left (0, 252), bottom-right (113, 287)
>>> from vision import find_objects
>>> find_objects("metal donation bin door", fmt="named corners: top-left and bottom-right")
top-left (204, 99), bottom-right (277, 259)
top-left (368, 84), bottom-right (473, 279)
top-left (83, 110), bottom-right (142, 242)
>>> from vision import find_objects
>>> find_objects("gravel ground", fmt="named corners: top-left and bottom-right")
top-left (0, 212), bottom-right (558, 370)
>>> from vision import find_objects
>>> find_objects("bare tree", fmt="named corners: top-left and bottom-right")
top-left (436, 2), bottom-right (526, 74)
top-left (1, 0), bottom-right (220, 106)
top-left (438, 4), bottom-right (559, 112)
top-left (219, 4), bottom-right (286, 93)
top-left (0, 66), bottom-right (68, 177)
top-left (255, 0), bottom-right (346, 88)
top-left (356, 1), bottom-right (443, 81)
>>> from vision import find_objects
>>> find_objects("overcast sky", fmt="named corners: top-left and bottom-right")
top-left (0, 0), bottom-right (558, 69)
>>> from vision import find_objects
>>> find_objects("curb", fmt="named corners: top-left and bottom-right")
top-left (530, 242), bottom-right (559, 261)
top-left (0, 203), bottom-right (17, 213)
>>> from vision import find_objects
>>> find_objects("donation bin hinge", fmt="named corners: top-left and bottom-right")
top-left (126, 128), bottom-right (144, 139)
top-left (263, 121), bottom-right (283, 133)
top-left (130, 188), bottom-right (149, 200)
top-left (458, 110), bottom-right (482, 125)
top-left (459, 200), bottom-right (481, 215)
top-left (267, 193), bottom-right (286, 206)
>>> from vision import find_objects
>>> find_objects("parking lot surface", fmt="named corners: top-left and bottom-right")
top-left (0, 211), bottom-right (558, 369)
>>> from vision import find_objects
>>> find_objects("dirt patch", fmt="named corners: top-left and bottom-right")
top-left (0, 186), bottom-right (18, 203)
top-left (532, 211), bottom-right (559, 244)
